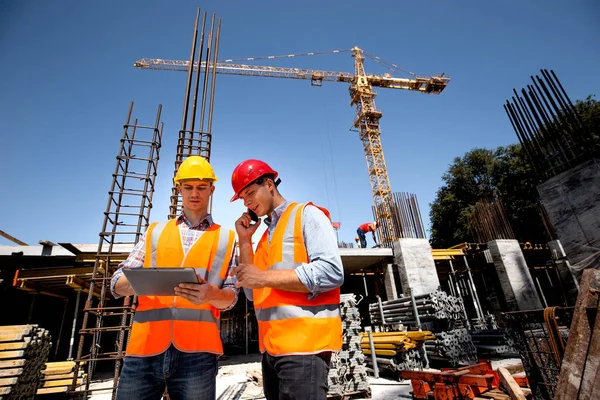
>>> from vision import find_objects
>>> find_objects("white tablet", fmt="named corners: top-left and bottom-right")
top-left (122, 268), bottom-right (199, 296)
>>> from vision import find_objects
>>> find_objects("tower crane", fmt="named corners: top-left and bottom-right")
top-left (134, 47), bottom-right (449, 246)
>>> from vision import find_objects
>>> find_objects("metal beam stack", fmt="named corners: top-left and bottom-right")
top-left (368, 290), bottom-right (467, 327)
top-left (0, 325), bottom-right (51, 399)
top-left (469, 329), bottom-right (518, 358)
top-left (424, 328), bottom-right (478, 366)
top-left (327, 294), bottom-right (370, 398)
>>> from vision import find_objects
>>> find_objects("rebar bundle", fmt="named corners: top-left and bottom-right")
top-left (372, 192), bottom-right (426, 248)
top-left (504, 69), bottom-right (597, 181)
top-left (469, 329), bottom-right (518, 358)
top-left (169, 9), bottom-right (221, 218)
top-left (0, 325), bottom-right (51, 399)
top-left (368, 290), bottom-right (468, 327)
top-left (467, 198), bottom-right (515, 243)
top-left (424, 328), bottom-right (478, 367)
top-left (327, 294), bottom-right (370, 398)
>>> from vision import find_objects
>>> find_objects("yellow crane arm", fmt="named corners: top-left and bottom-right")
top-left (133, 58), bottom-right (449, 93)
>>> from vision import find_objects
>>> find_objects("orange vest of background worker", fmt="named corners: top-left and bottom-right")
top-left (111, 156), bottom-right (237, 400)
top-left (230, 159), bottom-right (344, 400)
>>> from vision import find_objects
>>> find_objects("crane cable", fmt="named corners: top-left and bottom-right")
top-left (362, 51), bottom-right (419, 78)
top-left (219, 49), bottom-right (351, 63)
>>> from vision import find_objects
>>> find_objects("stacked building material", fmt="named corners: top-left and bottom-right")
top-left (360, 331), bottom-right (432, 372)
top-left (36, 361), bottom-right (85, 396)
top-left (424, 328), bottom-right (477, 366)
top-left (368, 290), bottom-right (467, 327)
top-left (469, 329), bottom-right (518, 357)
top-left (327, 294), bottom-right (370, 398)
top-left (0, 325), bottom-right (51, 399)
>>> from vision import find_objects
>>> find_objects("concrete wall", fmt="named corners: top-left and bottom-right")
top-left (538, 159), bottom-right (600, 273)
top-left (393, 238), bottom-right (440, 297)
top-left (488, 239), bottom-right (543, 311)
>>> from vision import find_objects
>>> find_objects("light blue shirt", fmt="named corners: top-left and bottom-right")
top-left (246, 201), bottom-right (344, 300)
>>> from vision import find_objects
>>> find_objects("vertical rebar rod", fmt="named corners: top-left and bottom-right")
top-left (181, 8), bottom-right (201, 133)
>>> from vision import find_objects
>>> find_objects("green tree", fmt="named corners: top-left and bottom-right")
top-left (429, 97), bottom-right (600, 248)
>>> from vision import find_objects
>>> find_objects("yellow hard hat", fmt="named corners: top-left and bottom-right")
top-left (173, 156), bottom-right (218, 184)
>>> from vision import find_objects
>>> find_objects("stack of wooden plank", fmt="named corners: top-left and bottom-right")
top-left (0, 325), bottom-right (51, 399)
top-left (36, 361), bottom-right (85, 396)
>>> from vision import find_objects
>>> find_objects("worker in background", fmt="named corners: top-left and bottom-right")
top-left (229, 159), bottom-right (343, 400)
top-left (110, 156), bottom-right (237, 400)
top-left (357, 222), bottom-right (377, 249)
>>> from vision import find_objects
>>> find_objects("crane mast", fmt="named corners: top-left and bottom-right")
top-left (349, 47), bottom-right (396, 245)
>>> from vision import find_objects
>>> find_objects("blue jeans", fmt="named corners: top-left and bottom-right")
top-left (262, 352), bottom-right (331, 400)
top-left (357, 229), bottom-right (367, 248)
top-left (116, 345), bottom-right (217, 400)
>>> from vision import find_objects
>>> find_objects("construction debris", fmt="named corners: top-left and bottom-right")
top-left (0, 325), bottom-right (51, 399)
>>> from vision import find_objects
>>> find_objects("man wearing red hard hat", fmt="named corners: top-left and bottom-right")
top-left (230, 159), bottom-right (344, 400)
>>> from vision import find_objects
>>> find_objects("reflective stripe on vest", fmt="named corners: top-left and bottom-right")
top-left (134, 308), bottom-right (218, 324)
top-left (253, 202), bottom-right (342, 356)
top-left (268, 261), bottom-right (302, 271)
top-left (150, 221), bottom-right (168, 267)
top-left (256, 303), bottom-right (339, 321)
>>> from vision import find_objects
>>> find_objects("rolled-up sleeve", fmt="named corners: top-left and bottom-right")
top-left (110, 232), bottom-right (148, 298)
top-left (294, 205), bottom-right (344, 299)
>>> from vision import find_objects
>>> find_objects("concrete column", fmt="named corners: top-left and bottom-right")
top-left (383, 263), bottom-right (398, 300)
top-left (393, 238), bottom-right (440, 297)
top-left (488, 239), bottom-right (542, 311)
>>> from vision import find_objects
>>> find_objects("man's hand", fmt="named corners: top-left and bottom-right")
top-left (231, 263), bottom-right (268, 289)
top-left (235, 212), bottom-right (261, 241)
top-left (175, 278), bottom-right (218, 305)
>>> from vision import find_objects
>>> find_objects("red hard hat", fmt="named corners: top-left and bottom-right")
top-left (230, 159), bottom-right (278, 202)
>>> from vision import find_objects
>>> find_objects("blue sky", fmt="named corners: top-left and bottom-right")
top-left (1, 0), bottom-right (599, 247)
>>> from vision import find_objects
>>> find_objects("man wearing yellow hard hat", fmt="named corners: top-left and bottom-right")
top-left (110, 156), bottom-right (237, 400)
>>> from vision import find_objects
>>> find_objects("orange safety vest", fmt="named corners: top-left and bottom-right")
top-left (253, 202), bottom-right (342, 356)
top-left (126, 219), bottom-right (235, 357)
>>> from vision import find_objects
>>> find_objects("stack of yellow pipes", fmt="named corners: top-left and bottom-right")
top-left (359, 331), bottom-right (435, 371)
top-left (36, 361), bottom-right (86, 396)
top-left (360, 331), bottom-right (434, 356)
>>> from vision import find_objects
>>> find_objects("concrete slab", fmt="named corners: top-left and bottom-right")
top-left (340, 247), bottom-right (394, 274)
